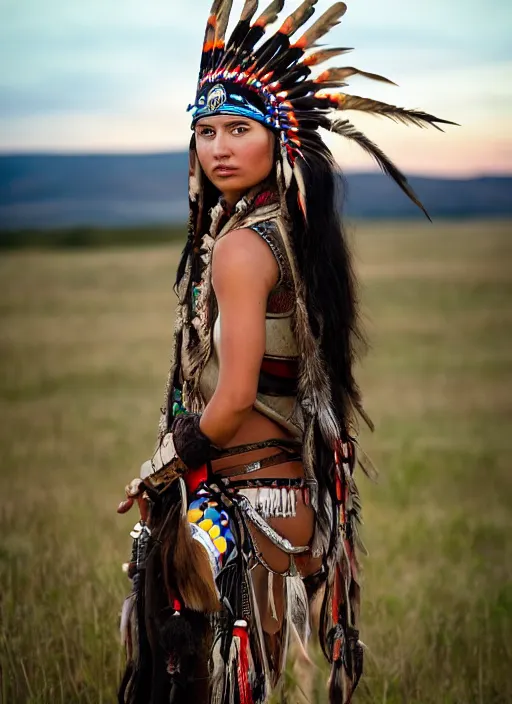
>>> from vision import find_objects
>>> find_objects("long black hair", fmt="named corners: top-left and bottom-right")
top-left (286, 150), bottom-right (367, 437)
top-left (283, 149), bottom-right (370, 547)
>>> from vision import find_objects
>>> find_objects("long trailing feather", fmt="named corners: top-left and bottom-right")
top-left (324, 93), bottom-right (459, 131)
top-left (292, 2), bottom-right (347, 50)
top-left (301, 46), bottom-right (353, 67)
top-left (315, 66), bottom-right (397, 86)
top-left (279, 0), bottom-right (318, 37)
top-left (330, 118), bottom-right (432, 220)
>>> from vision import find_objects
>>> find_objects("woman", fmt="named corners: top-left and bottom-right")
top-left (117, 2), bottom-right (454, 703)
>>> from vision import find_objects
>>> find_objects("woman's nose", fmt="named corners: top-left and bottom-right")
top-left (212, 132), bottom-right (231, 160)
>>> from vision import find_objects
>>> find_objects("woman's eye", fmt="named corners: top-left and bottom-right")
top-left (199, 128), bottom-right (214, 137)
top-left (233, 125), bottom-right (248, 135)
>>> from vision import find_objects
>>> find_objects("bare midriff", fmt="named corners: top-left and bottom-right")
top-left (211, 407), bottom-right (302, 477)
top-left (211, 407), bottom-right (318, 579)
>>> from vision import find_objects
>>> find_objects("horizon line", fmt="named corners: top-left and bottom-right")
top-left (1, 150), bottom-right (511, 181)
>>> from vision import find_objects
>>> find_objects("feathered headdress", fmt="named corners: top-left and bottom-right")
top-left (188, 0), bottom-right (456, 218)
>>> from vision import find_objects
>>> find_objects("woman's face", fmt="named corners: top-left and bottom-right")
top-left (194, 115), bottom-right (275, 205)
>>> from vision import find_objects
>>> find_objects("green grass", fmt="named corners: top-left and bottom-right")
top-left (1, 219), bottom-right (511, 703)
top-left (0, 224), bottom-right (186, 250)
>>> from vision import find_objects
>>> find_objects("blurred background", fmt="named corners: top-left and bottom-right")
top-left (1, 1), bottom-right (511, 702)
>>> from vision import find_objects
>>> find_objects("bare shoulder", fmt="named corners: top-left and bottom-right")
top-left (212, 227), bottom-right (279, 293)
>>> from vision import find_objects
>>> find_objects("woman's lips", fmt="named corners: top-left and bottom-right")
top-left (213, 165), bottom-right (238, 176)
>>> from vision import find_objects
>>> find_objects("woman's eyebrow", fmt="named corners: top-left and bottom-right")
top-left (196, 119), bottom-right (250, 129)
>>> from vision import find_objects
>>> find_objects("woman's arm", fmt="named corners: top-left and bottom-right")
top-left (199, 227), bottom-right (279, 447)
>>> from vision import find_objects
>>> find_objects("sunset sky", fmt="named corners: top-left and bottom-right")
top-left (1, 0), bottom-right (509, 175)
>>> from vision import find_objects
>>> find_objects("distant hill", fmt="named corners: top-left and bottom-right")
top-left (1, 152), bottom-right (511, 230)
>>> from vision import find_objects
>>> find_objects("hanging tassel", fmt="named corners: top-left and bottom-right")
top-left (327, 624), bottom-right (364, 703)
top-left (233, 621), bottom-right (254, 704)
top-left (287, 574), bottom-right (310, 645)
top-left (239, 487), bottom-right (299, 519)
top-left (216, 619), bottom-right (260, 704)
top-left (320, 445), bottom-right (365, 704)
top-left (268, 571), bottom-right (278, 622)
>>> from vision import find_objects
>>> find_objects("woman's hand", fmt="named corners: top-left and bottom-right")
top-left (117, 477), bottom-right (150, 522)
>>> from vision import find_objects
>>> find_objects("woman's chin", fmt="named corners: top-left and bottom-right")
top-left (211, 175), bottom-right (260, 194)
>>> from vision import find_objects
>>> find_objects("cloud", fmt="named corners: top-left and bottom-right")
top-left (0, 0), bottom-right (510, 174)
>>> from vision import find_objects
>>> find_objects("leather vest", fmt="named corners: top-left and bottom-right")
top-left (179, 197), bottom-right (303, 438)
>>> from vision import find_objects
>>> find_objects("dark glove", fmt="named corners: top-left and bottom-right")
top-left (171, 413), bottom-right (221, 470)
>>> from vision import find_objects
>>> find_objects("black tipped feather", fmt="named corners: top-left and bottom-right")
top-left (254, 0), bottom-right (286, 27)
top-left (331, 93), bottom-right (459, 131)
top-left (315, 66), bottom-right (397, 86)
top-left (279, 0), bottom-right (318, 37)
top-left (265, 46), bottom-right (304, 76)
top-left (331, 118), bottom-right (432, 220)
top-left (293, 2), bottom-right (347, 49)
top-left (252, 31), bottom-right (290, 67)
top-left (301, 46), bottom-right (354, 66)
top-left (225, 0), bottom-right (259, 53)
top-left (240, 0), bottom-right (259, 21)
top-left (276, 65), bottom-right (312, 90)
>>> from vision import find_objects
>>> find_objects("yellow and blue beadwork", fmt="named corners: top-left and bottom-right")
top-left (187, 497), bottom-right (235, 560)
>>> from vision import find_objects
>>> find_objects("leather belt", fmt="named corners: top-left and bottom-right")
top-left (214, 449), bottom-right (302, 479)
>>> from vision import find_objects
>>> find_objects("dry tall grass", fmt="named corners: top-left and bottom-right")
top-left (1, 220), bottom-right (511, 703)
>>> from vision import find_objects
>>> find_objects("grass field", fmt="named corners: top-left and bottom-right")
top-left (1, 219), bottom-right (511, 703)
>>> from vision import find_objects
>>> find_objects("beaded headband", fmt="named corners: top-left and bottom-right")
top-left (189, 81), bottom-right (271, 128)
